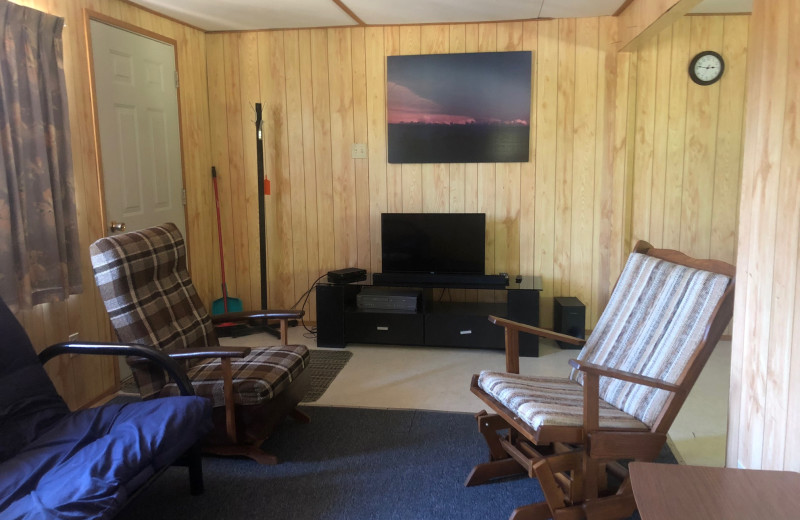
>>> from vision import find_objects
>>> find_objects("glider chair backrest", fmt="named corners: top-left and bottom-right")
top-left (570, 251), bottom-right (732, 429)
top-left (90, 223), bottom-right (218, 399)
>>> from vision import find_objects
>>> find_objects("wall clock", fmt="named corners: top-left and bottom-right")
top-left (689, 51), bottom-right (724, 85)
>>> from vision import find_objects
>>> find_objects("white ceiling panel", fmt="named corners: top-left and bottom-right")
top-left (692, 0), bottom-right (753, 13)
top-left (126, 0), bottom-right (753, 32)
top-left (128, 0), bottom-right (357, 31)
top-left (343, 0), bottom-right (546, 26)
top-left (539, 0), bottom-right (626, 19)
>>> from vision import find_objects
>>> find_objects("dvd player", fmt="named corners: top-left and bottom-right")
top-left (356, 287), bottom-right (420, 312)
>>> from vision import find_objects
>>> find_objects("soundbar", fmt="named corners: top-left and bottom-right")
top-left (372, 272), bottom-right (508, 289)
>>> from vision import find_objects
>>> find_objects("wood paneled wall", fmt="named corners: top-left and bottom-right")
top-left (206, 15), bottom-right (748, 331)
top-left (627, 15), bottom-right (748, 265)
top-left (206, 19), bottom-right (626, 330)
top-left (729, 0), bottom-right (800, 471)
top-left (10, 0), bottom-right (213, 409)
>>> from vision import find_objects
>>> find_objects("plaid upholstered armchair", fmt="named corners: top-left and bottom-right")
top-left (90, 223), bottom-right (311, 465)
top-left (466, 241), bottom-right (735, 520)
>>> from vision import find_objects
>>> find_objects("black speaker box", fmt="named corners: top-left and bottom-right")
top-left (553, 297), bottom-right (585, 349)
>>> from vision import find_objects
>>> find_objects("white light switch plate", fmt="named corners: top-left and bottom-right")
top-left (351, 143), bottom-right (367, 159)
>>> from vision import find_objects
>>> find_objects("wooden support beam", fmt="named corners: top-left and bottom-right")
top-left (616, 0), bottom-right (704, 52)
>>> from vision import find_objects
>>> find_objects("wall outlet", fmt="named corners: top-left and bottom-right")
top-left (351, 143), bottom-right (367, 159)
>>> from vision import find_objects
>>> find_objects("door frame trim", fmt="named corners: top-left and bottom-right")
top-left (84, 10), bottom-right (192, 262)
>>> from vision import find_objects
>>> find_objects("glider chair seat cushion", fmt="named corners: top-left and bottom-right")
top-left (477, 372), bottom-right (648, 431)
top-left (159, 345), bottom-right (310, 406)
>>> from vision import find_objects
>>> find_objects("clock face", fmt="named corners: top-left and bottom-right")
top-left (689, 51), bottom-right (724, 85)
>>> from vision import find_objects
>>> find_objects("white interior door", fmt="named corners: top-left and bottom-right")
top-left (90, 20), bottom-right (186, 238)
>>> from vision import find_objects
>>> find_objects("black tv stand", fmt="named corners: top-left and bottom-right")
top-left (371, 272), bottom-right (508, 289)
top-left (316, 275), bottom-right (542, 356)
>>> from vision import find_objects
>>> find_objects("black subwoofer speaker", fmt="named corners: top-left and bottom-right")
top-left (553, 296), bottom-right (585, 349)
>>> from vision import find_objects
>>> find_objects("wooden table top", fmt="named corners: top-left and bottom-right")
top-left (630, 462), bottom-right (800, 520)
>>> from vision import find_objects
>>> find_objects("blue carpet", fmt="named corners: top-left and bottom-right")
top-left (118, 406), bottom-right (672, 519)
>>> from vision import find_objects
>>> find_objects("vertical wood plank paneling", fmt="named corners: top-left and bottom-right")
top-left (298, 30), bottom-right (322, 309)
top-left (663, 17), bottom-right (691, 251)
top-left (554, 19), bottom-right (575, 297)
top-left (631, 38), bottom-right (657, 245)
top-left (681, 16), bottom-right (724, 259)
top-left (710, 16), bottom-right (748, 265)
top-left (327, 28), bottom-right (357, 269)
top-left (238, 32), bottom-right (263, 308)
top-left (366, 27), bottom-right (387, 274)
top-left (648, 29), bottom-right (673, 247)
top-left (570, 17), bottom-right (598, 317)
top-left (777, 3), bottom-right (800, 470)
top-left (534, 19), bottom-right (559, 328)
top-left (519, 21), bottom-right (538, 285)
top-left (351, 27), bottom-right (371, 272)
top-left (592, 17), bottom-right (620, 324)
top-left (730, 0), bottom-right (797, 472)
top-left (495, 22), bottom-right (523, 280)
top-left (222, 33), bottom-right (246, 305)
top-left (308, 29), bottom-right (336, 278)
top-left (283, 31), bottom-right (310, 304)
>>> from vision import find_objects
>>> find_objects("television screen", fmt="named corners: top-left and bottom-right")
top-left (381, 213), bottom-right (485, 275)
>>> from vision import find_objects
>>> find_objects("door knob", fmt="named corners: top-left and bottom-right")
top-left (109, 221), bottom-right (126, 233)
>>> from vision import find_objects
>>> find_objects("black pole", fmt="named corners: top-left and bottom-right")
top-left (255, 103), bottom-right (268, 310)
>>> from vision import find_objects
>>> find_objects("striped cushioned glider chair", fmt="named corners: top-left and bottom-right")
top-left (90, 223), bottom-right (311, 465)
top-left (466, 241), bottom-right (735, 520)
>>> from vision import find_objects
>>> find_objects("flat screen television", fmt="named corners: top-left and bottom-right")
top-left (381, 213), bottom-right (485, 275)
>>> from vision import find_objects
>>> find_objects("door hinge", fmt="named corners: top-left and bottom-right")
top-left (182, 188), bottom-right (186, 205)
top-left (174, 70), bottom-right (179, 89)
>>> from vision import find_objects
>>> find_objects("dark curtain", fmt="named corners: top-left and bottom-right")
top-left (0, 0), bottom-right (81, 310)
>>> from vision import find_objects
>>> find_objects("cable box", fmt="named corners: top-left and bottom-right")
top-left (327, 267), bottom-right (367, 284)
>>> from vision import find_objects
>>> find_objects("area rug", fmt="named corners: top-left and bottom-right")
top-left (120, 349), bottom-right (352, 403)
top-left (117, 406), bottom-right (672, 520)
top-left (301, 349), bottom-right (353, 403)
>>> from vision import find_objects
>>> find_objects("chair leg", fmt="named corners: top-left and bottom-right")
top-left (509, 502), bottom-right (552, 520)
top-left (291, 407), bottom-right (311, 423)
top-left (204, 444), bottom-right (280, 465)
top-left (465, 458), bottom-right (527, 486)
top-left (187, 444), bottom-right (204, 495)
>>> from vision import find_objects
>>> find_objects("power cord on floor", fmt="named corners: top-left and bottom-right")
top-left (291, 273), bottom-right (327, 336)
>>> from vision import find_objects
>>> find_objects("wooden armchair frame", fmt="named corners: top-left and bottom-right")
top-left (466, 242), bottom-right (735, 520)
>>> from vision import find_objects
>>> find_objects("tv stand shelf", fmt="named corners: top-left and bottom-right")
top-left (316, 275), bottom-right (542, 357)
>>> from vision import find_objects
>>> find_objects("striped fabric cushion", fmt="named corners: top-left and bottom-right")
top-left (478, 371), bottom-right (648, 431)
top-left (90, 223), bottom-right (219, 399)
top-left (570, 252), bottom-right (731, 428)
top-left (159, 345), bottom-right (310, 407)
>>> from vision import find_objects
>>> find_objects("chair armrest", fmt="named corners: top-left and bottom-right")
top-left (489, 315), bottom-right (585, 374)
top-left (38, 341), bottom-right (195, 397)
top-left (211, 309), bottom-right (303, 324)
top-left (568, 359), bottom-right (680, 392)
top-left (166, 346), bottom-right (251, 360)
top-left (488, 315), bottom-right (586, 346)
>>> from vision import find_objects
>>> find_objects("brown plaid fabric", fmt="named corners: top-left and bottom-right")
top-left (89, 223), bottom-right (308, 405)
top-left (479, 251), bottom-right (731, 431)
top-left (159, 345), bottom-right (309, 406)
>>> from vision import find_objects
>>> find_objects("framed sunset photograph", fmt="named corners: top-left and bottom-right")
top-left (387, 50), bottom-right (532, 164)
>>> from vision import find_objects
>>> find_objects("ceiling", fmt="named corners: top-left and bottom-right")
top-left (128, 0), bottom-right (753, 33)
